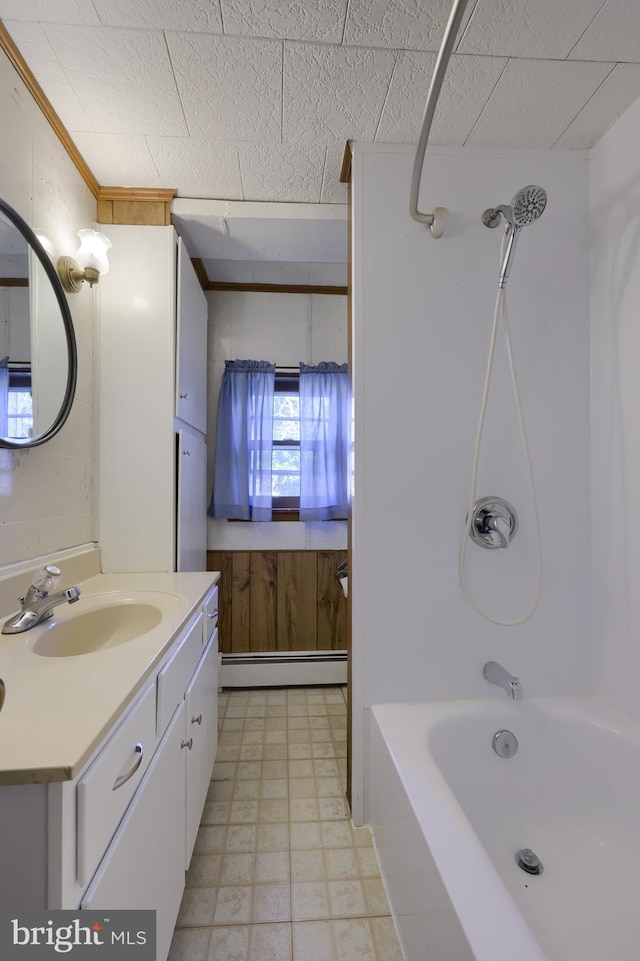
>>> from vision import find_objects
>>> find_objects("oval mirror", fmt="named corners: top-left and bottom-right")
top-left (0, 198), bottom-right (77, 449)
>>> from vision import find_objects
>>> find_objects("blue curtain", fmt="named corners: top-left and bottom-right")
top-left (0, 357), bottom-right (8, 437)
top-left (299, 362), bottom-right (349, 521)
top-left (209, 360), bottom-right (275, 521)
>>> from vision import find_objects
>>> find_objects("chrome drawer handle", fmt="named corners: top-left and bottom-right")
top-left (112, 743), bottom-right (143, 791)
top-left (191, 714), bottom-right (203, 726)
top-left (181, 738), bottom-right (193, 750)
top-left (208, 610), bottom-right (218, 619)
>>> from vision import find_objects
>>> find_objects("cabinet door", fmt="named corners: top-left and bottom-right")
top-left (81, 703), bottom-right (187, 961)
top-left (184, 637), bottom-right (218, 867)
top-left (176, 238), bottom-right (207, 434)
top-left (176, 425), bottom-right (206, 572)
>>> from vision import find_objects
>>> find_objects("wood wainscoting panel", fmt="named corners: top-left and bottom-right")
top-left (277, 552), bottom-right (318, 651)
top-left (250, 551), bottom-right (278, 652)
top-left (207, 550), bottom-right (347, 654)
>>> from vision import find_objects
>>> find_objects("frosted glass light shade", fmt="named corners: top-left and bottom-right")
top-left (75, 229), bottom-right (111, 275)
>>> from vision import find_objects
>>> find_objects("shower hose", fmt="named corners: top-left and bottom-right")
top-left (459, 263), bottom-right (543, 626)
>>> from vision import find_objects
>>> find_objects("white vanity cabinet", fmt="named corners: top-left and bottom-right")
top-left (0, 578), bottom-right (219, 961)
top-left (98, 225), bottom-right (208, 574)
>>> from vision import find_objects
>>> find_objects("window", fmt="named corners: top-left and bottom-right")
top-left (272, 371), bottom-right (300, 512)
top-left (6, 366), bottom-right (32, 439)
top-left (209, 359), bottom-right (348, 522)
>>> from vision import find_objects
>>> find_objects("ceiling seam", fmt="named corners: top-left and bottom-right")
top-left (452, 0), bottom-right (481, 52)
top-left (162, 30), bottom-right (191, 138)
top-left (372, 51), bottom-right (400, 142)
top-left (550, 62), bottom-right (618, 149)
top-left (462, 56), bottom-right (511, 147)
top-left (281, 40), bottom-right (285, 145)
top-left (341, 0), bottom-right (352, 46)
top-left (564, 0), bottom-right (612, 61)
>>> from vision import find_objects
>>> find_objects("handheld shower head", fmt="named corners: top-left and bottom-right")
top-left (510, 185), bottom-right (547, 227)
top-left (482, 185), bottom-right (547, 288)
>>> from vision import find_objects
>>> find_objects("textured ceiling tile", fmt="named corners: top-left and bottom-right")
top-left (568, 0), bottom-right (640, 63)
top-left (457, 0), bottom-right (606, 60)
top-left (43, 25), bottom-right (188, 136)
top-left (3, 21), bottom-right (94, 132)
top-left (466, 58), bottom-right (612, 149)
top-left (93, 0), bottom-right (223, 31)
top-left (238, 142), bottom-right (326, 202)
top-left (0, 0), bottom-right (100, 23)
top-left (343, 0), bottom-right (474, 51)
top-left (166, 32), bottom-right (282, 141)
top-left (283, 43), bottom-right (396, 146)
top-left (70, 133), bottom-right (162, 186)
top-left (377, 51), bottom-right (507, 145)
top-left (555, 63), bottom-right (640, 148)
top-left (320, 143), bottom-right (349, 203)
top-left (147, 137), bottom-right (243, 198)
top-left (221, 0), bottom-right (348, 43)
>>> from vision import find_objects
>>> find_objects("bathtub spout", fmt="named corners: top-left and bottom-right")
top-left (483, 661), bottom-right (523, 699)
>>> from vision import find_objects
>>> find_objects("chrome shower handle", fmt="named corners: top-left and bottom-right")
top-left (468, 497), bottom-right (518, 550)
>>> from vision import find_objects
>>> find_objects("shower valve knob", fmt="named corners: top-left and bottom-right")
top-left (469, 497), bottom-right (518, 550)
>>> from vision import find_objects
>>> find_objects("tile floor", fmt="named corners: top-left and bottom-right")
top-left (168, 686), bottom-right (404, 961)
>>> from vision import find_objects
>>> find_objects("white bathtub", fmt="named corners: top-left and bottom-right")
top-left (368, 697), bottom-right (640, 961)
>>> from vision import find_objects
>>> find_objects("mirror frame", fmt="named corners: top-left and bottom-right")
top-left (0, 198), bottom-right (77, 449)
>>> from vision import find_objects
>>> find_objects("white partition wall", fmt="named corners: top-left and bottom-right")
top-left (350, 144), bottom-right (592, 822)
top-left (590, 98), bottom-right (640, 724)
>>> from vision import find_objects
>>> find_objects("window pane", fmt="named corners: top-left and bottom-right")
top-left (273, 394), bottom-right (300, 440)
top-left (7, 389), bottom-right (33, 439)
top-left (272, 446), bottom-right (300, 496)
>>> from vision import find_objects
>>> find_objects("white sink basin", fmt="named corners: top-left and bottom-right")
top-left (30, 592), bottom-right (187, 658)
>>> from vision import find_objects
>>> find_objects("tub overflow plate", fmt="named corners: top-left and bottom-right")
top-left (516, 848), bottom-right (543, 875)
top-left (492, 729), bottom-right (518, 758)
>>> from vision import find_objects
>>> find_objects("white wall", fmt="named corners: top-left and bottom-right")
top-left (351, 144), bottom-right (592, 821)
top-left (590, 96), bottom-right (640, 723)
top-left (0, 49), bottom-right (96, 567)
top-left (206, 288), bottom-right (347, 551)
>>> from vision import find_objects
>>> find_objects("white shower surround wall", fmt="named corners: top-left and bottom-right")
top-left (350, 144), bottom-right (592, 823)
top-left (368, 697), bottom-right (640, 961)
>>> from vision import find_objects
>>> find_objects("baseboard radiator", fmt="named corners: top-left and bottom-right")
top-left (220, 650), bottom-right (347, 688)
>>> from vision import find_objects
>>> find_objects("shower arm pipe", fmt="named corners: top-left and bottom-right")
top-left (409, 0), bottom-right (470, 237)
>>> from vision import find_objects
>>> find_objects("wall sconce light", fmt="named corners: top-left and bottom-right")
top-left (58, 229), bottom-right (112, 293)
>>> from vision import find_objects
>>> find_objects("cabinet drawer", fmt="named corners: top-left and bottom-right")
top-left (76, 681), bottom-right (156, 888)
top-left (156, 613), bottom-right (203, 735)
top-left (203, 584), bottom-right (218, 646)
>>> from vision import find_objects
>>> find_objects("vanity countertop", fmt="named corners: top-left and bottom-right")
top-left (0, 571), bottom-right (218, 785)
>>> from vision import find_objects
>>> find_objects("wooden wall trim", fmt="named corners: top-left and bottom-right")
top-left (0, 22), bottom-right (100, 199)
top-left (340, 142), bottom-right (352, 184)
top-left (98, 187), bottom-right (177, 226)
top-left (206, 281), bottom-right (348, 296)
top-left (191, 257), bottom-right (210, 291)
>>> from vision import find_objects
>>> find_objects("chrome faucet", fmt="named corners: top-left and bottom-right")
top-left (2, 568), bottom-right (81, 635)
top-left (483, 661), bottom-right (523, 700)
